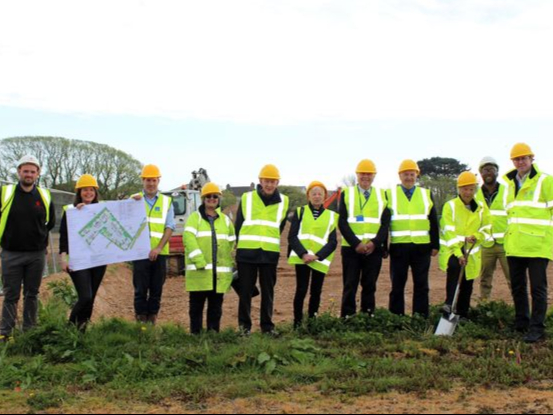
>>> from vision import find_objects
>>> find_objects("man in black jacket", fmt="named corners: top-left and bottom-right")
top-left (0, 156), bottom-right (55, 340)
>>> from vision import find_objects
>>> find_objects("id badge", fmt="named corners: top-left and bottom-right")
top-left (356, 215), bottom-right (365, 222)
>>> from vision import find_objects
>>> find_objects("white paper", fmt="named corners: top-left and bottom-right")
top-left (67, 200), bottom-right (151, 272)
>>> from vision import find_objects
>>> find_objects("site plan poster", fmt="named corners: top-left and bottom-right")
top-left (67, 200), bottom-right (151, 272)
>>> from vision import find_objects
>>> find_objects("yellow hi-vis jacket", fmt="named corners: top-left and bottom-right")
top-left (132, 192), bottom-right (172, 255)
top-left (439, 197), bottom-right (492, 280)
top-left (184, 210), bottom-right (236, 293)
top-left (387, 186), bottom-right (433, 245)
top-left (342, 186), bottom-right (387, 247)
top-left (475, 184), bottom-right (509, 247)
top-left (236, 190), bottom-right (289, 253)
top-left (503, 165), bottom-right (553, 260)
top-left (288, 205), bottom-right (338, 274)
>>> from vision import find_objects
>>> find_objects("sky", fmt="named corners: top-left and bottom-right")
top-left (1, 0), bottom-right (552, 191)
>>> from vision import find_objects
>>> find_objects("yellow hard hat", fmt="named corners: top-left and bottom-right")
top-left (356, 159), bottom-right (377, 174)
top-left (259, 164), bottom-right (281, 180)
top-left (457, 171), bottom-right (479, 187)
top-left (201, 182), bottom-right (222, 198)
top-left (75, 174), bottom-right (99, 190)
top-left (398, 159), bottom-right (420, 174)
top-left (141, 164), bottom-right (162, 179)
top-left (510, 143), bottom-right (535, 160)
top-left (307, 181), bottom-right (328, 197)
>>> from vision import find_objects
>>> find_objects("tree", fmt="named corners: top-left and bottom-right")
top-left (220, 189), bottom-right (237, 211)
top-left (418, 157), bottom-right (469, 178)
top-left (279, 185), bottom-right (307, 214)
top-left (417, 157), bottom-right (470, 214)
top-left (0, 137), bottom-right (143, 199)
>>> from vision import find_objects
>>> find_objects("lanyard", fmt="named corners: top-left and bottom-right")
top-left (358, 187), bottom-right (371, 212)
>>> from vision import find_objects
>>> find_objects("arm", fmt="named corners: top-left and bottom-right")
top-left (338, 192), bottom-right (362, 248)
top-left (429, 193), bottom-right (440, 253)
top-left (183, 213), bottom-right (208, 270)
top-left (316, 228), bottom-right (338, 261)
top-left (288, 209), bottom-right (308, 259)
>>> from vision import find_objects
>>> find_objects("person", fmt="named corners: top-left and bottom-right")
top-left (0, 156), bottom-right (56, 341)
top-left (475, 157), bottom-right (511, 302)
top-left (131, 165), bottom-right (174, 325)
top-left (59, 174), bottom-right (107, 331)
top-left (288, 181), bottom-right (338, 328)
top-left (387, 160), bottom-right (439, 318)
top-left (439, 172), bottom-right (491, 320)
top-left (503, 143), bottom-right (553, 343)
top-left (235, 164), bottom-right (289, 335)
top-left (184, 183), bottom-right (235, 334)
top-left (339, 159), bottom-right (391, 318)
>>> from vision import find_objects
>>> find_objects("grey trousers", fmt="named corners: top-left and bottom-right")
top-left (0, 250), bottom-right (46, 336)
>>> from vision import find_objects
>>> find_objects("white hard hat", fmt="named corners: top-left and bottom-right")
top-left (479, 156), bottom-right (499, 171)
top-left (17, 155), bottom-right (41, 170)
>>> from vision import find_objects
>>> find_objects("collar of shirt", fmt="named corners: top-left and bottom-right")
top-left (16, 183), bottom-right (38, 195)
top-left (357, 185), bottom-right (371, 198)
top-left (143, 192), bottom-right (160, 208)
top-left (401, 185), bottom-right (416, 200)
top-left (516, 172), bottom-right (530, 186)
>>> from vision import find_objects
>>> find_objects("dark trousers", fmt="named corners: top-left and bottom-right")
top-left (389, 244), bottom-right (432, 317)
top-left (69, 266), bottom-right (107, 330)
top-left (237, 262), bottom-right (277, 332)
top-left (341, 248), bottom-right (383, 318)
top-left (133, 256), bottom-right (167, 316)
top-left (294, 265), bottom-right (325, 325)
top-left (189, 290), bottom-right (224, 334)
top-left (0, 250), bottom-right (45, 336)
top-left (508, 256), bottom-right (549, 334)
top-left (445, 255), bottom-right (474, 318)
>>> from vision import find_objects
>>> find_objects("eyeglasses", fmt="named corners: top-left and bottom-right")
top-left (205, 195), bottom-right (220, 200)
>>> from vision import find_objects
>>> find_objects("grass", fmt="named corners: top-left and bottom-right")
top-left (1, 296), bottom-right (553, 412)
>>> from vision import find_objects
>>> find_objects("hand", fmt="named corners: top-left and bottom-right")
top-left (302, 254), bottom-right (318, 264)
top-left (382, 251), bottom-right (389, 259)
top-left (61, 261), bottom-right (71, 273)
top-left (132, 194), bottom-right (143, 201)
top-left (76, 203), bottom-right (86, 210)
top-left (459, 256), bottom-right (468, 267)
top-left (149, 248), bottom-right (162, 262)
top-left (466, 236), bottom-right (477, 245)
top-left (431, 249), bottom-right (439, 257)
top-left (365, 242), bottom-right (376, 255)
top-left (355, 243), bottom-right (368, 255)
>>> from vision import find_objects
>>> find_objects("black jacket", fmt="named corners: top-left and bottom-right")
top-left (0, 184), bottom-right (56, 251)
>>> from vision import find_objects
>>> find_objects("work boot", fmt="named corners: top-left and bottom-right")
top-left (135, 314), bottom-right (148, 323)
top-left (147, 314), bottom-right (158, 325)
top-left (524, 331), bottom-right (546, 344)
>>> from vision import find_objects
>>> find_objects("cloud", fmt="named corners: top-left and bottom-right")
top-left (1, 0), bottom-right (552, 124)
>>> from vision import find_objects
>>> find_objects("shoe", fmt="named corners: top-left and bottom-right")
top-left (263, 330), bottom-right (280, 338)
top-left (135, 314), bottom-right (148, 323)
top-left (147, 315), bottom-right (158, 325)
top-left (239, 328), bottom-right (251, 337)
top-left (524, 331), bottom-right (546, 344)
top-left (514, 324), bottom-right (529, 334)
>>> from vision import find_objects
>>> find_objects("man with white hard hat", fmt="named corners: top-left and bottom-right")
top-left (0, 156), bottom-right (56, 342)
top-left (475, 157), bottom-right (511, 302)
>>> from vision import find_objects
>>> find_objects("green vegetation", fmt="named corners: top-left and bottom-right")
top-left (1, 294), bottom-right (552, 412)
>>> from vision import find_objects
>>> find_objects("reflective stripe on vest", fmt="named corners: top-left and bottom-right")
top-left (237, 191), bottom-right (289, 253)
top-left (388, 186), bottom-right (432, 244)
top-left (343, 186), bottom-right (386, 247)
top-left (288, 206), bottom-right (337, 274)
top-left (134, 192), bottom-right (172, 255)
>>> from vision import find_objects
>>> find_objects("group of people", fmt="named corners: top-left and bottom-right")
top-left (0, 142), bottom-right (551, 344)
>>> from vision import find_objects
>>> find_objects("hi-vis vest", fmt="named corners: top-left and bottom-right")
top-left (288, 206), bottom-right (338, 274)
top-left (0, 184), bottom-right (52, 244)
top-left (236, 190), bottom-right (289, 253)
top-left (132, 192), bottom-right (172, 255)
top-left (503, 165), bottom-right (553, 260)
top-left (475, 184), bottom-right (509, 246)
top-left (342, 186), bottom-right (387, 247)
top-left (386, 186), bottom-right (432, 245)
top-left (184, 211), bottom-right (236, 293)
top-left (439, 197), bottom-right (492, 280)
